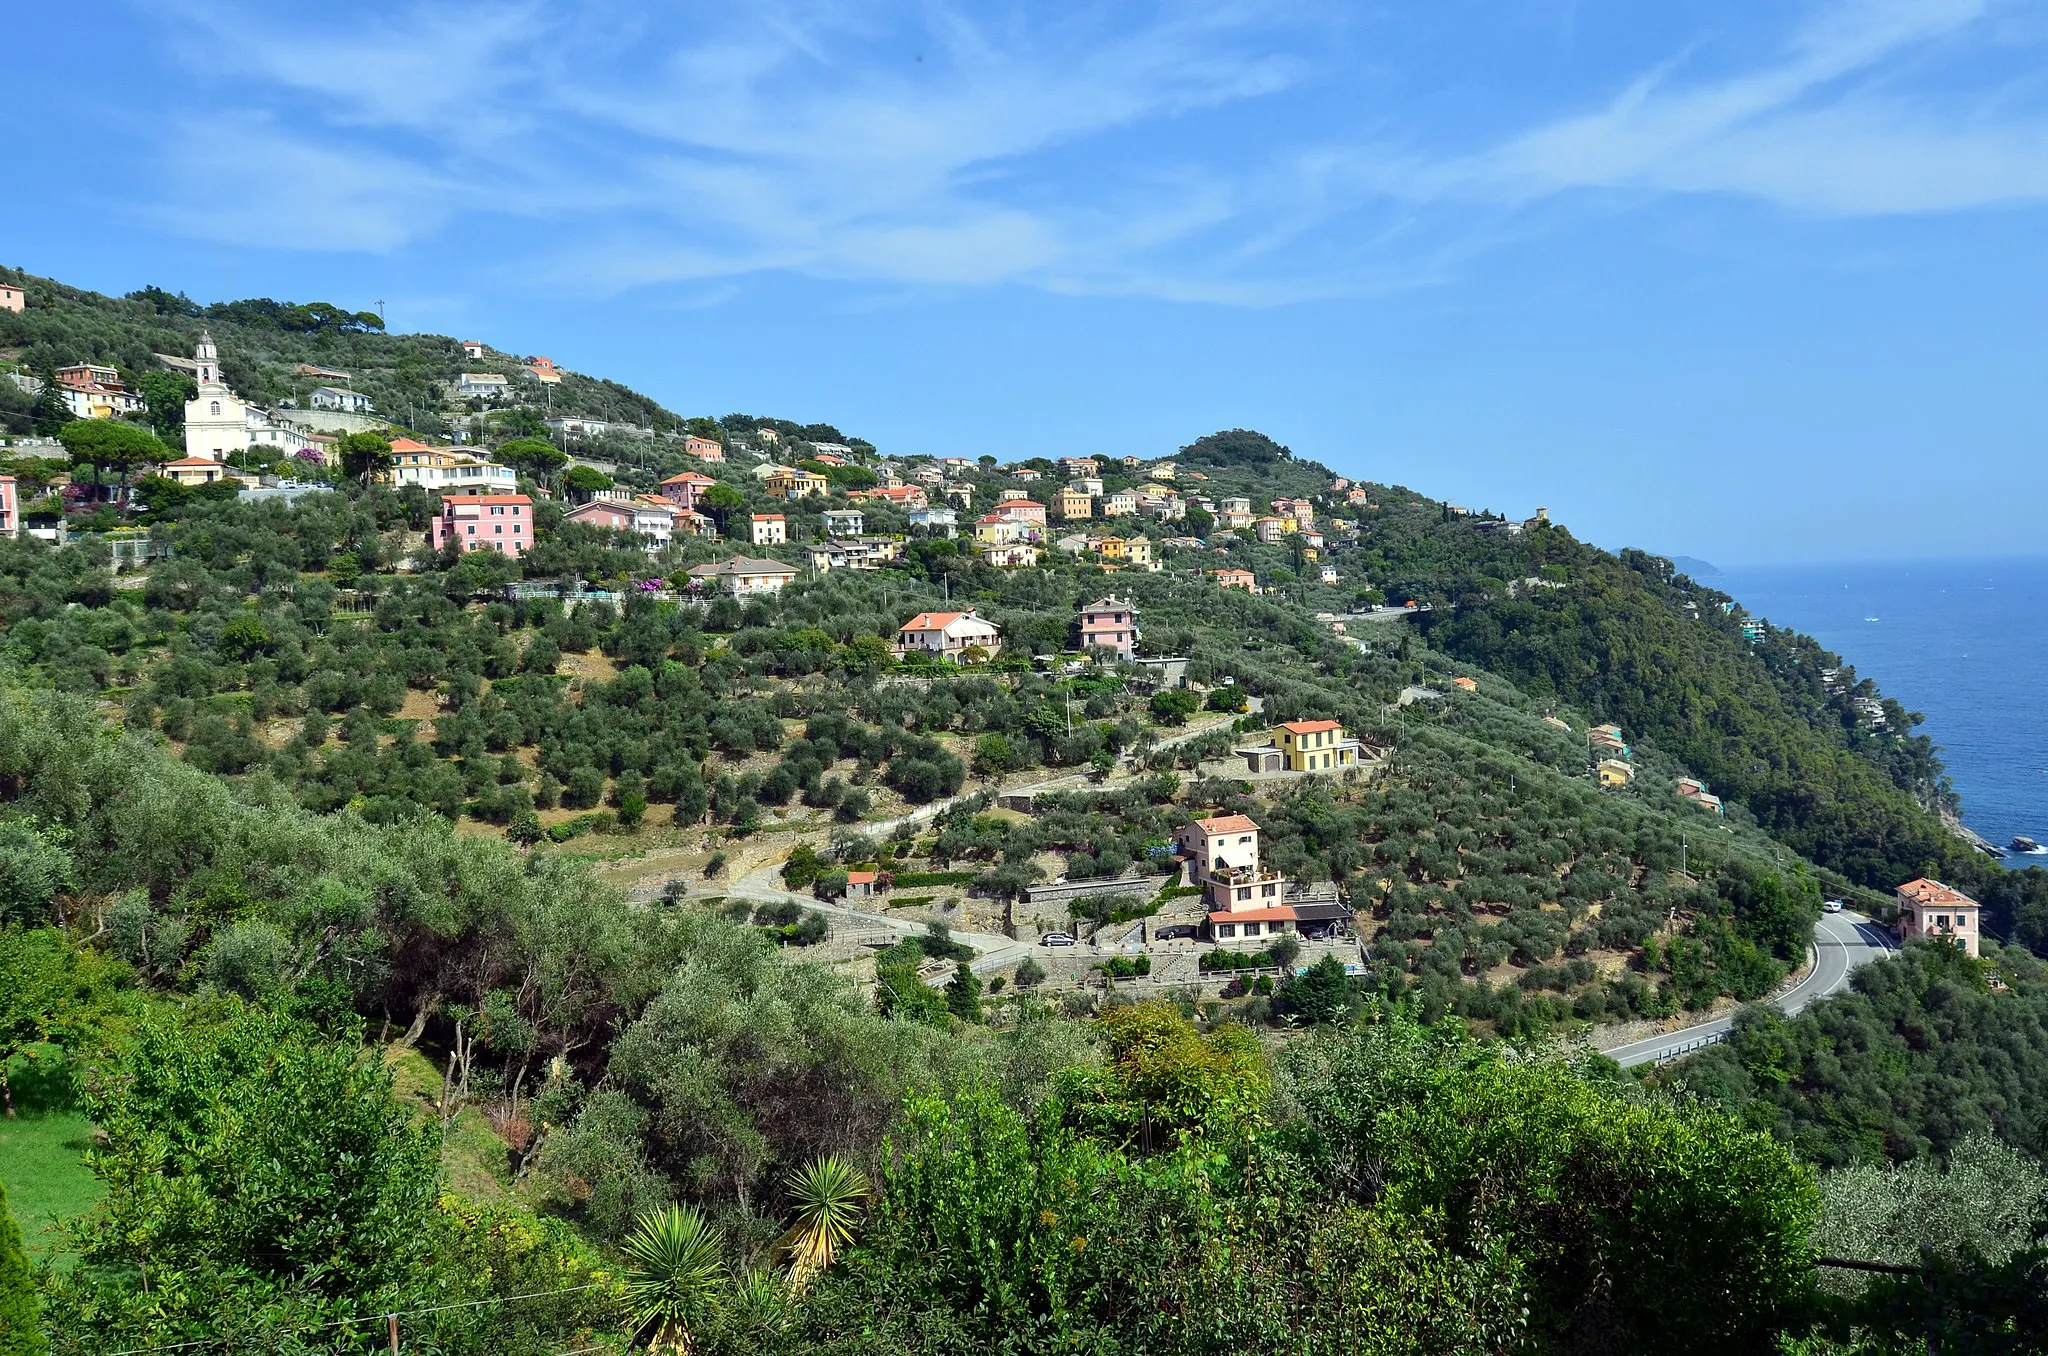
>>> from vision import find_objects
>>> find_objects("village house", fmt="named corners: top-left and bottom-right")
top-left (1895, 878), bottom-right (1981, 956)
top-left (912, 465), bottom-right (947, 487)
top-left (765, 466), bottom-right (830, 500)
top-left (1674, 777), bottom-right (1724, 815)
top-left (431, 493), bottom-right (532, 558)
top-left (684, 434), bottom-right (725, 462)
top-left (994, 498), bottom-right (1046, 527)
top-left (896, 609), bottom-right (1002, 662)
top-left (1319, 565), bottom-right (1339, 584)
top-left (1123, 536), bottom-right (1158, 571)
top-left (907, 505), bottom-right (958, 536)
top-left (1011, 465), bottom-right (1042, 481)
top-left (1254, 517), bottom-right (1286, 543)
top-left (1059, 456), bottom-right (1100, 479)
top-left (1451, 677), bottom-right (1478, 692)
top-left (1053, 534), bottom-right (1091, 558)
top-left (688, 556), bottom-right (798, 595)
top-left (939, 455), bottom-right (975, 471)
top-left (1215, 568), bottom-right (1256, 592)
top-left (0, 476), bottom-right (15, 538)
top-left (749, 513), bottom-right (787, 545)
top-left (383, 439), bottom-right (518, 495)
top-left (997, 487), bottom-right (1032, 503)
top-left (821, 508), bottom-right (865, 538)
top-left (565, 497), bottom-right (674, 550)
top-left (1277, 497), bottom-right (1315, 530)
top-left (461, 341), bottom-right (487, 359)
top-left (658, 470), bottom-right (718, 510)
top-left (457, 372), bottom-right (510, 399)
top-left (973, 514), bottom-right (1027, 547)
top-left (1072, 477), bottom-right (1106, 497)
top-left (980, 542), bottom-right (1041, 568)
top-left (309, 386), bottom-right (373, 414)
top-left (843, 870), bottom-right (881, 900)
top-left (526, 356), bottom-right (562, 384)
top-left (158, 457), bottom-right (246, 488)
top-left (1275, 720), bottom-right (1365, 772)
top-left (1078, 597), bottom-right (1139, 657)
top-left (0, 281), bottom-right (23, 313)
top-left (1596, 759), bottom-right (1635, 789)
top-left (943, 481), bottom-right (975, 509)
top-left (1172, 813), bottom-right (1334, 942)
top-left (1102, 490), bottom-right (1138, 518)
top-left (866, 484), bottom-right (929, 511)
top-left (672, 507), bottom-right (718, 539)
top-left (1054, 487), bottom-right (1092, 521)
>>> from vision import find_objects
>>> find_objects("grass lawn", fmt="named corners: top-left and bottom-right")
top-left (0, 1111), bottom-right (101, 1260)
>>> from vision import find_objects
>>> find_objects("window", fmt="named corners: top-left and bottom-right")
top-left (466, 525), bottom-right (476, 534)
top-left (209, 401), bottom-right (220, 415)
top-left (1936, 915), bottom-right (1950, 929)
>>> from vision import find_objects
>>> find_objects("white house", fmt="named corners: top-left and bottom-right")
top-left (821, 508), bottom-right (865, 538)
top-left (687, 556), bottom-right (798, 595)
top-left (457, 372), bottom-right (510, 399)
top-left (895, 609), bottom-right (1002, 661)
top-left (750, 513), bottom-right (787, 546)
top-left (309, 386), bottom-right (373, 414)
top-left (907, 505), bottom-right (957, 537)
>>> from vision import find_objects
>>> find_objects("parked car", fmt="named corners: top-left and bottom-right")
top-left (1039, 932), bottom-right (1076, 947)
top-left (1823, 899), bottom-right (1844, 914)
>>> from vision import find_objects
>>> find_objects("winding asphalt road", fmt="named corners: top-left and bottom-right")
top-left (1599, 910), bottom-right (1898, 1068)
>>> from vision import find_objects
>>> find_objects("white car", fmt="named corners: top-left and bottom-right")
top-left (1823, 900), bottom-right (1844, 914)
top-left (1039, 932), bottom-right (1076, 947)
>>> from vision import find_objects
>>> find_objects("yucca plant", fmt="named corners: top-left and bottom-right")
top-left (778, 1155), bottom-right (870, 1288)
top-left (622, 1203), bottom-right (726, 1353)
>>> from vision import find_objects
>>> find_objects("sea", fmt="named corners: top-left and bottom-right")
top-left (1716, 556), bottom-right (2048, 867)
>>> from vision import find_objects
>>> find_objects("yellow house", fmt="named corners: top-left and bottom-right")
top-left (1124, 536), bottom-right (1157, 571)
top-left (159, 457), bottom-right (249, 488)
top-left (1597, 759), bottom-right (1634, 789)
top-left (1055, 486), bottom-right (1092, 521)
top-left (1092, 535), bottom-right (1128, 560)
top-left (766, 467), bottom-right (829, 499)
top-left (1275, 720), bottom-right (1363, 772)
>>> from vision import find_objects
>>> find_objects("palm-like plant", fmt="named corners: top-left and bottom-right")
top-left (724, 1267), bottom-right (792, 1339)
top-left (622, 1203), bottom-right (726, 1353)
top-left (778, 1155), bottom-right (870, 1288)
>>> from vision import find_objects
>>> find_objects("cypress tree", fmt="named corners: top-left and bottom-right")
top-left (0, 1177), bottom-right (46, 1356)
top-left (28, 362), bottom-right (71, 438)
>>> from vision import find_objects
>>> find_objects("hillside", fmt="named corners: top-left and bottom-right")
top-left (8, 264), bottom-right (2048, 1354)
top-left (0, 267), bottom-right (703, 448)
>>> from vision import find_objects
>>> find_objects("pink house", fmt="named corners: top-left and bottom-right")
top-left (659, 470), bottom-right (718, 510)
top-left (0, 475), bottom-right (17, 537)
top-left (432, 494), bottom-right (532, 557)
top-left (684, 434), bottom-right (725, 463)
top-left (1078, 596), bottom-right (1139, 656)
top-left (0, 281), bottom-right (22, 313)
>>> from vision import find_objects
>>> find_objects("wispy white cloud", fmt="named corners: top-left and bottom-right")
top-left (133, 0), bottom-right (2048, 303)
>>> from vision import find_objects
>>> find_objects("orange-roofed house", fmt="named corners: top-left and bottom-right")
top-left (844, 869), bottom-right (881, 900)
top-left (895, 609), bottom-right (1002, 662)
top-left (160, 457), bottom-right (249, 488)
top-left (684, 434), bottom-right (725, 463)
top-left (659, 470), bottom-right (718, 510)
top-left (431, 494), bottom-right (533, 557)
top-left (1895, 878), bottom-right (1981, 956)
top-left (1215, 568), bottom-right (1256, 592)
top-left (1173, 814), bottom-right (1262, 885)
top-left (1275, 719), bottom-right (1364, 773)
top-left (526, 356), bottom-right (562, 384)
top-left (749, 513), bottom-right (787, 545)
top-left (1451, 676), bottom-right (1478, 692)
top-left (995, 497), bottom-right (1046, 527)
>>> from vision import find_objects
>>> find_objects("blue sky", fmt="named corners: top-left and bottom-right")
top-left (7, 0), bottom-right (2048, 564)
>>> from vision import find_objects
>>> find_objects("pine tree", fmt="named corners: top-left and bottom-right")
top-left (0, 1177), bottom-right (46, 1356)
